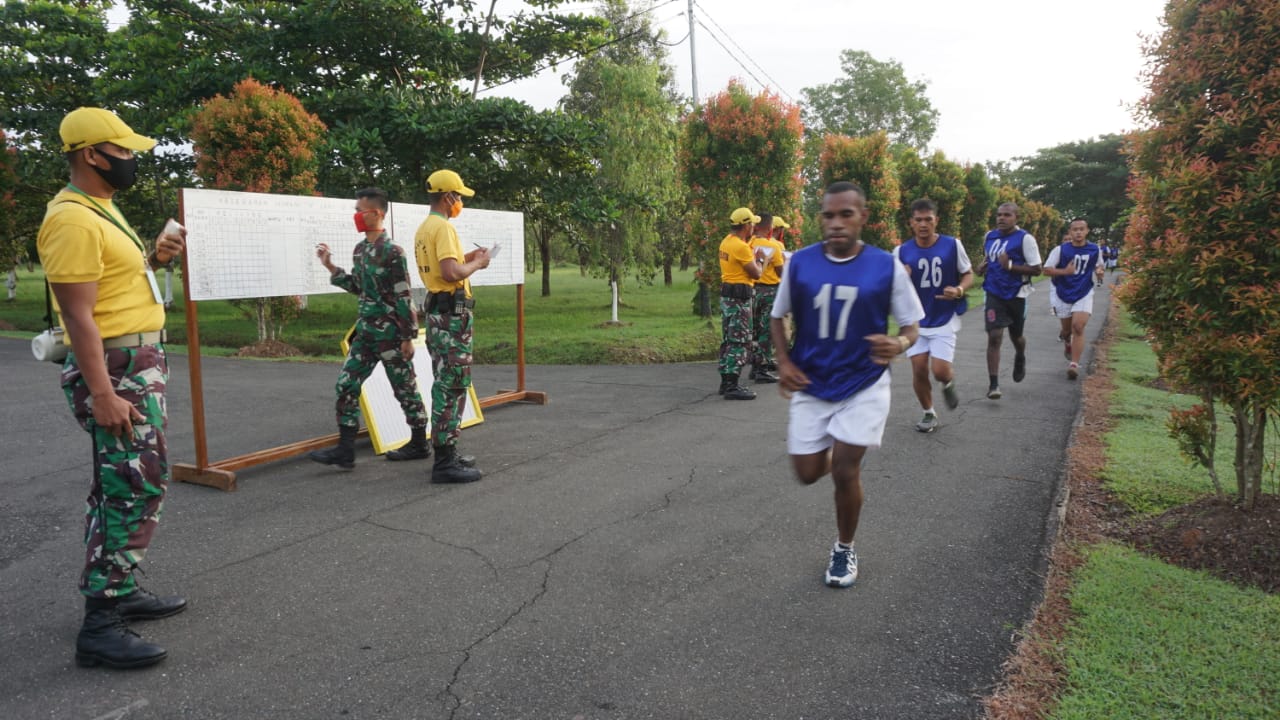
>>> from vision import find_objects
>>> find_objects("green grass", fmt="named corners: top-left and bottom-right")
top-left (1046, 307), bottom-right (1277, 720)
top-left (0, 265), bottom-right (721, 364)
top-left (1097, 313), bottom-right (1230, 515)
top-left (1052, 543), bottom-right (1280, 720)
top-left (471, 268), bottom-right (719, 364)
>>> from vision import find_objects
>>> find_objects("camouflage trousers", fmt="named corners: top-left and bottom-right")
top-left (61, 345), bottom-right (168, 599)
top-left (335, 321), bottom-right (427, 429)
top-left (718, 296), bottom-right (754, 376)
top-left (426, 309), bottom-right (474, 448)
top-left (752, 283), bottom-right (779, 368)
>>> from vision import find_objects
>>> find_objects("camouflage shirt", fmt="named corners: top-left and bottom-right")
top-left (331, 232), bottom-right (417, 341)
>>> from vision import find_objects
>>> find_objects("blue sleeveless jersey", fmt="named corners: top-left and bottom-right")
top-left (788, 243), bottom-right (896, 402)
top-left (898, 234), bottom-right (964, 328)
top-left (1051, 242), bottom-right (1101, 303)
top-left (982, 229), bottom-right (1030, 300)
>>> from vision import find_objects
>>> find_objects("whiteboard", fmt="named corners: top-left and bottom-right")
top-left (181, 188), bottom-right (525, 301)
top-left (341, 326), bottom-right (484, 455)
top-left (388, 204), bottom-right (525, 288)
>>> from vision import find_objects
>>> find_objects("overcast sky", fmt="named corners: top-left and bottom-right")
top-left (479, 0), bottom-right (1170, 166)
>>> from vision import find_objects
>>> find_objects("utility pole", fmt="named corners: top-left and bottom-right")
top-left (688, 0), bottom-right (699, 105)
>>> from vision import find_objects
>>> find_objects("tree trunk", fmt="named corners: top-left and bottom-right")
top-left (694, 282), bottom-right (711, 318)
top-left (610, 279), bottom-right (619, 324)
top-left (1232, 400), bottom-right (1268, 511)
top-left (256, 299), bottom-right (268, 342)
top-left (663, 256), bottom-right (673, 286)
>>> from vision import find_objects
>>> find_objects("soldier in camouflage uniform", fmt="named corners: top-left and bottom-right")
top-left (749, 212), bottom-right (785, 384)
top-left (310, 187), bottom-right (430, 469)
top-left (414, 170), bottom-right (490, 483)
top-left (718, 207), bottom-right (765, 400)
top-left (38, 107), bottom-right (188, 669)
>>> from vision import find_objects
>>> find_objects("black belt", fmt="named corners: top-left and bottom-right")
top-left (427, 291), bottom-right (475, 314)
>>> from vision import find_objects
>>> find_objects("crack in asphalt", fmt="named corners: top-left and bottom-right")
top-left (439, 465), bottom-right (702, 719)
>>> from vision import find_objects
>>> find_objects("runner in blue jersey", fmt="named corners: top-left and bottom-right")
top-left (893, 198), bottom-right (974, 432)
top-left (976, 202), bottom-right (1042, 399)
top-left (1044, 218), bottom-right (1104, 380)
top-left (769, 182), bottom-right (924, 588)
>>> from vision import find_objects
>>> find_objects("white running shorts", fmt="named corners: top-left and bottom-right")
top-left (906, 325), bottom-right (957, 363)
top-left (788, 371), bottom-right (892, 455)
top-left (1049, 287), bottom-right (1094, 318)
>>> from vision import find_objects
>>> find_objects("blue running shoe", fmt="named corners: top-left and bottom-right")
top-left (825, 542), bottom-right (858, 588)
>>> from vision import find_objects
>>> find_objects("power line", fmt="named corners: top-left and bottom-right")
top-left (692, 18), bottom-right (771, 97)
top-left (691, 1), bottom-right (794, 102)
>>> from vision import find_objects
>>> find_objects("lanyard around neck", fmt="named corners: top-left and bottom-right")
top-left (64, 184), bottom-right (145, 254)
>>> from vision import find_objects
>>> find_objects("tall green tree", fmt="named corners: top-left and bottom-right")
top-left (0, 1), bottom-right (116, 242)
top-left (98, 0), bottom-right (609, 202)
top-left (818, 132), bottom-right (901, 249)
top-left (801, 50), bottom-right (939, 151)
top-left (678, 82), bottom-right (804, 316)
top-left (1011, 135), bottom-right (1131, 240)
top-left (577, 60), bottom-right (679, 320)
top-left (505, 125), bottom-right (604, 298)
top-left (894, 147), bottom-right (967, 240)
top-left (190, 78), bottom-right (327, 343)
top-left (562, 0), bottom-right (684, 292)
top-left (561, 0), bottom-right (680, 109)
top-left (960, 164), bottom-right (998, 261)
top-left (1122, 0), bottom-right (1280, 510)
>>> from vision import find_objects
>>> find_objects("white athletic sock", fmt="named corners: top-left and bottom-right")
top-left (923, 408), bottom-right (936, 416)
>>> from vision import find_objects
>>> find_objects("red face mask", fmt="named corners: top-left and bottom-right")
top-left (353, 211), bottom-right (370, 233)
top-left (448, 196), bottom-right (463, 219)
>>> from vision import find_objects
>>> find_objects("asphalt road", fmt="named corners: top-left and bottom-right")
top-left (0, 278), bottom-right (1114, 719)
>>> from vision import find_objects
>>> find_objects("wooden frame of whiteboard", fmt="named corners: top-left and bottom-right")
top-left (171, 189), bottom-right (547, 492)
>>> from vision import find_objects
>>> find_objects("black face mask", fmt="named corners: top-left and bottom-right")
top-left (90, 149), bottom-right (139, 191)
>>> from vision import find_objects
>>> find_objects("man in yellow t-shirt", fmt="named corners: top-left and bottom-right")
top-left (414, 169), bottom-right (490, 483)
top-left (749, 212), bottom-right (787, 384)
top-left (37, 107), bottom-right (187, 670)
top-left (717, 207), bottom-right (764, 399)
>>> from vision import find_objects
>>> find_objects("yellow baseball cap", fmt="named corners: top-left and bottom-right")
top-left (426, 169), bottom-right (475, 197)
top-left (59, 107), bottom-right (156, 153)
top-left (774, 217), bottom-right (791, 229)
top-left (730, 207), bottom-right (760, 225)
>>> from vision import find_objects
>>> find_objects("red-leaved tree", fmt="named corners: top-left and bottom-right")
top-left (678, 81), bottom-right (804, 316)
top-left (818, 132), bottom-right (901, 249)
top-left (1122, 0), bottom-right (1280, 510)
top-left (191, 78), bottom-right (327, 342)
top-left (0, 128), bottom-right (21, 269)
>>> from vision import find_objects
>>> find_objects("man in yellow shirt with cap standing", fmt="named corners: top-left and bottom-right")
top-left (717, 207), bottom-right (764, 399)
top-left (37, 107), bottom-right (187, 669)
top-left (749, 212), bottom-right (786, 384)
top-left (414, 170), bottom-right (490, 483)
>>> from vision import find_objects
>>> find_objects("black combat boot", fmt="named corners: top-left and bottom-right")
top-left (721, 373), bottom-right (757, 400)
top-left (385, 425), bottom-right (431, 461)
top-left (116, 586), bottom-right (187, 621)
top-left (75, 598), bottom-right (167, 669)
top-left (308, 425), bottom-right (357, 469)
top-left (431, 445), bottom-right (483, 484)
top-left (718, 374), bottom-right (735, 395)
top-left (752, 365), bottom-right (779, 384)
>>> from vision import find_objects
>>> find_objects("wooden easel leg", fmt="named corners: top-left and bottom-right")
top-left (173, 463), bottom-right (237, 492)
